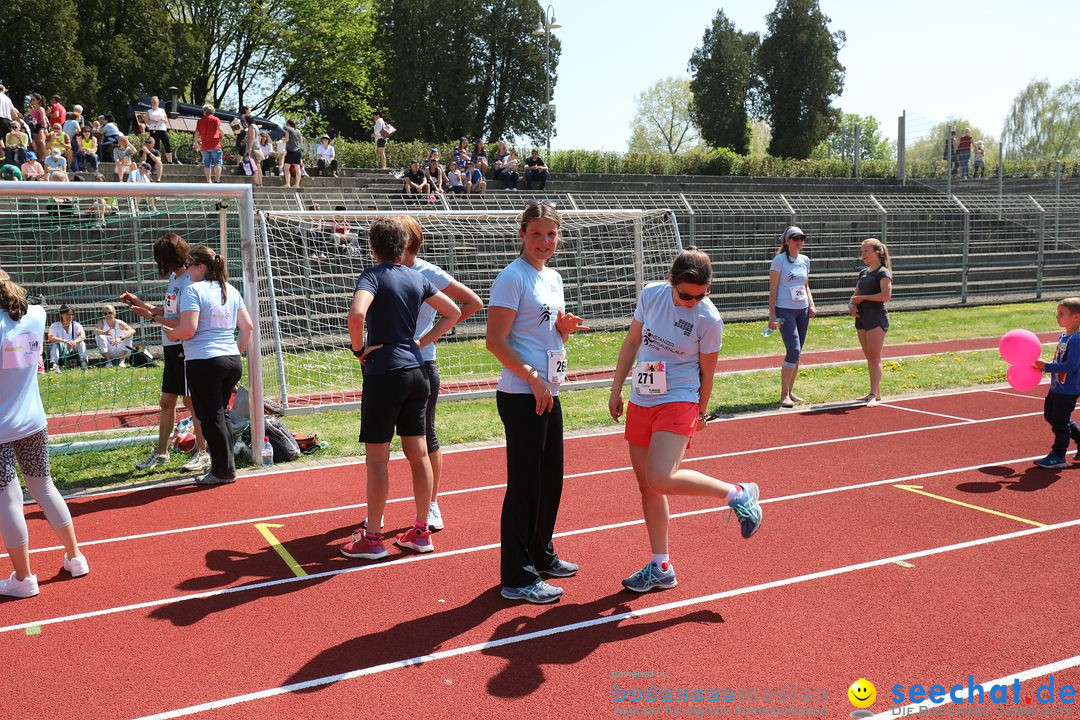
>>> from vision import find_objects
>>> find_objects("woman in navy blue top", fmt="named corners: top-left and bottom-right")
top-left (340, 218), bottom-right (460, 562)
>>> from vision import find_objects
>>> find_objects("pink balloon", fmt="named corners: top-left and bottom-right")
top-left (1006, 363), bottom-right (1042, 392)
top-left (999, 329), bottom-right (1042, 366)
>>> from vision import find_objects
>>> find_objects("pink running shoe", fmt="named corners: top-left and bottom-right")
top-left (395, 526), bottom-right (434, 553)
top-left (340, 532), bottom-right (389, 560)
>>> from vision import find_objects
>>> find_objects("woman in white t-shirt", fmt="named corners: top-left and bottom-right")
top-left (146, 96), bottom-right (173, 163)
top-left (160, 245), bottom-right (253, 486)
top-left (485, 201), bottom-right (589, 605)
top-left (316, 135), bottom-right (338, 177)
top-left (92, 304), bottom-right (134, 367)
top-left (0, 270), bottom-right (88, 598)
top-left (608, 248), bottom-right (762, 593)
top-left (767, 226), bottom-right (816, 408)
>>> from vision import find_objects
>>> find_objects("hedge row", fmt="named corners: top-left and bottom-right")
top-left (146, 130), bottom-right (1080, 180)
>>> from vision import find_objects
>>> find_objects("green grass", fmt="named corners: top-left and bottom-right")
top-left (45, 300), bottom-right (1054, 493)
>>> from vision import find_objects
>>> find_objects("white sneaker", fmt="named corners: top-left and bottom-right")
top-left (63, 553), bottom-right (90, 577)
top-left (0, 571), bottom-right (39, 598)
top-left (136, 451), bottom-right (170, 469)
top-left (428, 501), bottom-right (445, 531)
top-left (182, 451), bottom-right (211, 472)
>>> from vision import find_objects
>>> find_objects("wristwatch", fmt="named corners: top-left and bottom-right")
top-left (352, 347), bottom-right (365, 358)
top-left (698, 412), bottom-right (707, 422)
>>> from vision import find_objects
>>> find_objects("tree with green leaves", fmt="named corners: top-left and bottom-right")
top-left (811, 113), bottom-right (893, 161)
top-left (1003, 79), bottom-right (1080, 161)
top-left (687, 10), bottom-right (758, 155)
top-left (756, 0), bottom-right (845, 159)
top-left (628, 77), bottom-right (699, 155)
top-left (0, 0), bottom-right (94, 114)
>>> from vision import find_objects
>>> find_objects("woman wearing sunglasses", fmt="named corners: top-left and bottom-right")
top-left (159, 246), bottom-right (253, 486)
top-left (608, 247), bottom-right (762, 593)
top-left (92, 304), bottom-right (134, 368)
top-left (768, 226), bottom-right (816, 408)
top-left (486, 201), bottom-right (589, 604)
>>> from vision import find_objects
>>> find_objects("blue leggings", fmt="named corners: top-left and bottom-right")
top-left (776, 307), bottom-right (810, 366)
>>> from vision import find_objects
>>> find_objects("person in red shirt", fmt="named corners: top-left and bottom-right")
top-left (956, 128), bottom-right (974, 180)
top-left (193, 104), bottom-right (223, 183)
top-left (47, 95), bottom-right (66, 129)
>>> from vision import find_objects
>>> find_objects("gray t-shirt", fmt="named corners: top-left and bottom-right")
top-left (285, 127), bottom-right (301, 153)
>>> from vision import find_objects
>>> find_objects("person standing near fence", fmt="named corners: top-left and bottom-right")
top-left (160, 246), bottom-right (252, 486)
top-left (340, 218), bottom-right (461, 561)
top-left (486, 201), bottom-right (590, 604)
top-left (122, 233), bottom-right (210, 473)
top-left (849, 238), bottom-right (893, 407)
top-left (768, 226), bottom-right (816, 408)
top-left (0, 269), bottom-right (88, 598)
top-left (399, 216), bottom-right (483, 531)
top-left (608, 248), bottom-right (763, 593)
top-left (372, 111), bottom-right (389, 171)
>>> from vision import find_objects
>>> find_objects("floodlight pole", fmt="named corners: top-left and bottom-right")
top-left (533, 5), bottom-right (561, 155)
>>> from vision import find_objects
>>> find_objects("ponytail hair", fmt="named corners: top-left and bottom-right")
top-left (187, 245), bottom-right (229, 304)
top-left (863, 238), bottom-right (891, 271)
top-left (669, 246), bottom-right (712, 285)
top-left (0, 268), bottom-right (28, 321)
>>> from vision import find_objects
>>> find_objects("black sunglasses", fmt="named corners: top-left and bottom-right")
top-left (676, 289), bottom-right (709, 302)
top-left (525, 199), bottom-right (557, 208)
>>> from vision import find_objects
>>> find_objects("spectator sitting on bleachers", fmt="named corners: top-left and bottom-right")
top-left (74, 126), bottom-right (98, 172)
top-left (452, 136), bottom-right (470, 170)
top-left (494, 146), bottom-right (520, 190)
top-left (402, 160), bottom-right (429, 195)
top-left (257, 130), bottom-right (277, 176)
top-left (47, 304), bottom-right (89, 372)
top-left (330, 205), bottom-right (360, 255)
top-left (129, 161), bottom-right (153, 184)
top-left (425, 156), bottom-right (447, 194)
top-left (465, 160), bottom-right (486, 194)
top-left (315, 135), bottom-right (338, 177)
top-left (21, 152), bottom-right (45, 180)
top-left (471, 138), bottom-right (489, 175)
top-left (0, 163), bottom-right (21, 180)
top-left (98, 115), bottom-right (122, 162)
top-left (44, 148), bottom-right (67, 174)
top-left (524, 148), bottom-right (549, 190)
top-left (91, 304), bottom-right (133, 368)
top-left (422, 147), bottom-right (439, 171)
top-left (47, 123), bottom-right (70, 165)
top-left (62, 110), bottom-right (81, 146)
top-left (112, 135), bottom-right (135, 181)
top-left (4, 119), bottom-right (28, 166)
top-left (445, 164), bottom-right (465, 193)
top-left (86, 173), bottom-right (117, 226)
top-left (140, 137), bottom-right (163, 180)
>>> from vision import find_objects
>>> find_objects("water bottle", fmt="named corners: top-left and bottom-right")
top-left (261, 436), bottom-right (274, 468)
top-left (762, 317), bottom-right (784, 337)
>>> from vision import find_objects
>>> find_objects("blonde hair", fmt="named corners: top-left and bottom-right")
top-left (398, 215), bottom-right (425, 256)
top-left (863, 238), bottom-right (891, 271)
top-left (102, 304), bottom-right (116, 315)
top-left (0, 268), bottom-right (28, 321)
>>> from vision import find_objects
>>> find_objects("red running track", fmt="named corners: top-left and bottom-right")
top-left (6, 384), bottom-right (1079, 719)
top-left (46, 331), bottom-right (1060, 434)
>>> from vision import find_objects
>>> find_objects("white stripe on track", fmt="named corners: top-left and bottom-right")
top-left (0, 452), bottom-right (1053, 636)
top-left (868, 654), bottom-right (1080, 720)
top-left (10, 409), bottom-right (1044, 558)
top-left (133, 517), bottom-right (1080, 720)
top-left (879, 403), bottom-right (975, 422)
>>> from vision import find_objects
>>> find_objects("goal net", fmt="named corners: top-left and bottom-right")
top-left (255, 208), bottom-right (683, 411)
top-left (0, 182), bottom-right (264, 453)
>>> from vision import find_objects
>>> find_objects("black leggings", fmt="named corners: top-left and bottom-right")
top-left (186, 355), bottom-right (243, 479)
top-left (496, 391), bottom-right (564, 588)
top-left (1043, 391), bottom-right (1080, 458)
top-left (317, 158), bottom-right (338, 175)
top-left (151, 130), bottom-right (171, 155)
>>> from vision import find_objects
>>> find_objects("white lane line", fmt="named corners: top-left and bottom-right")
top-left (134, 518), bottom-right (1080, 720)
top-left (879, 404), bottom-right (976, 422)
top-left (11, 409), bottom-right (1045, 558)
top-left (0, 452), bottom-right (1052, 636)
top-left (869, 653), bottom-right (1080, 720)
top-left (989, 389), bottom-right (1047, 400)
top-left (58, 383), bottom-right (1038, 501)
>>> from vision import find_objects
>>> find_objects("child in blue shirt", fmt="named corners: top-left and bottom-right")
top-left (1033, 297), bottom-right (1080, 467)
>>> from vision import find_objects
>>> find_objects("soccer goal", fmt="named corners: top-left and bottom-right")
top-left (255, 208), bottom-right (684, 412)
top-left (0, 181), bottom-right (267, 452)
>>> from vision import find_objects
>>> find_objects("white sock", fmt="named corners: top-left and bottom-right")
top-left (725, 484), bottom-right (741, 503)
top-left (652, 554), bottom-right (670, 570)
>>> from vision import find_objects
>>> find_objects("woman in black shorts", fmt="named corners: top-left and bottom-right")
top-left (340, 218), bottom-right (460, 561)
top-left (849, 238), bottom-right (893, 406)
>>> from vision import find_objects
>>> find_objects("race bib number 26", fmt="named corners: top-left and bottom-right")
top-left (547, 350), bottom-right (567, 384)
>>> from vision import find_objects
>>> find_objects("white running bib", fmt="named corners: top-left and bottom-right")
top-left (633, 361), bottom-right (668, 395)
top-left (547, 350), bottom-right (567, 384)
top-left (209, 308), bottom-right (233, 329)
top-left (164, 291), bottom-right (178, 316)
top-left (2, 332), bottom-right (42, 369)
top-left (789, 286), bottom-right (807, 302)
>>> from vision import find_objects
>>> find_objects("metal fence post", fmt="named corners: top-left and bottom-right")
top-left (946, 125), bottom-right (954, 197)
top-left (679, 193), bottom-right (695, 247)
top-left (633, 216), bottom-right (645, 296)
top-left (870, 195), bottom-right (887, 244)
top-left (853, 123), bottom-right (861, 179)
top-left (1030, 195), bottom-right (1046, 300)
top-left (897, 112), bottom-right (906, 185)
top-left (953, 194), bottom-right (970, 304)
top-left (997, 134), bottom-right (1004, 219)
top-left (256, 211), bottom-right (290, 409)
top-left (1055, 161), bottom-right (1062, 249)
top-left (779, 194), bottom-right (796, 228)
top-left (240, 190), bottom-right (265, 451)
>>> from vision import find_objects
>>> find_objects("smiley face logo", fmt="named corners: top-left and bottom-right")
top-left (848, 678), bottom-right (876, 709)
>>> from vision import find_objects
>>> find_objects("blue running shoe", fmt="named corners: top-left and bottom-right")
top-left (1034, 454), bottom-right (1067, 469)
top-left (728, 482), bottom-right (762, 539)
top-left (621, 561), bottom-right (678, 593)
top-left (538, 559), bottom-right (578, 578)
top-left (500, 580), bottom-right (564, 604)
